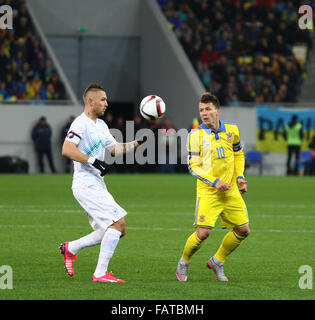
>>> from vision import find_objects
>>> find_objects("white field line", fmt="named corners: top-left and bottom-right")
top-left (0, 208), bottom-right (315, 219)
top-left (248, 204), bottom-right (315, 209)
top-left (254, 215), bottom-right (315, 219)
top-left (0, 205), bottom-right (315, 218)
top-left (0, 208), bottom-right (194, 215)
top-left (0, 208), bottom-right (82, 213)
top-left (0, 224), bottom-right (314, 233)
top-left (1, 203), bottom-right (315, 209)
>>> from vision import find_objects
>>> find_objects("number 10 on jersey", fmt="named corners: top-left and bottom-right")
top-left (216, 147), bottom-right (225, 159)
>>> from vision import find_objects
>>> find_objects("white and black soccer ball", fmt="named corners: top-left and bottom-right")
top-left (139, 95), bottom-right (166, 120)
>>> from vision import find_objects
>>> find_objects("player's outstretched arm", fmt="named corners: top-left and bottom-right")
top-left (110, 141), bottom-right (138, 156)
top-left (110, 128), bottom-right (158, 156)
top-left (109, 128), bottom-right (158, 156)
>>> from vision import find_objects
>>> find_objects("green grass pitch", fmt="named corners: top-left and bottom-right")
top-left (0, 173), bottom-right (314, 300)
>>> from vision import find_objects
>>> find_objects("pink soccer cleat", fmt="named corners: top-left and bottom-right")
top-left (207, 256), bottom-right (229, 282)
top-left (176, 258), bottom-right (189, 281)
top-left (92, 272), bottom-right (126, 283)
top-left (59, 242), bottom-right (77, 277)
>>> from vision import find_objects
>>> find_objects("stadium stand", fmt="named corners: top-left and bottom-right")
top-left (0, 0), bottom-right (66, 102)
top-left (157, 0), bottom-right (314, 105)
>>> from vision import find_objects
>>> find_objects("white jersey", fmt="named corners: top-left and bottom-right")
top-left (65, 112), bottom-right (116, 188)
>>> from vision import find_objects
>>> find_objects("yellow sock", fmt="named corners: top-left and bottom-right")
top-left (214, 230), bottom-right (245, 263)
top-left (182, 232), bottom-right (204, 263)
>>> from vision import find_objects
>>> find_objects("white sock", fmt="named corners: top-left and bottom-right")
top-left (68, 228), bottom-right (105, 255)
top-left (93, 228), bottom-right (122, 278)
top-left (212, 255), bottom-right (224, 266)
top-left (180, 257), bottom-right (189, 265)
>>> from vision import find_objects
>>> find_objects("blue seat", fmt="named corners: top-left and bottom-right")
top-left (300, 151), bottom-right (312, 163)
top-left (299, 151), bottom-right (312, 175)
top-left (246, 151), bottom-right (262, 163)
top-left (245, 151), bottom-right (263, 175)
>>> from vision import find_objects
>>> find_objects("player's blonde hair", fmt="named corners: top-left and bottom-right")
top-left (83, 83), bottom-right (105, 103)
top-left (200, 92), bottom-right (220, 109)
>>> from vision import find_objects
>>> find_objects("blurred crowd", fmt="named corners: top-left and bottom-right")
top-left (0, 0), bottom-right (65, 102)
top-left (158, 0), bottom-right (314, 105)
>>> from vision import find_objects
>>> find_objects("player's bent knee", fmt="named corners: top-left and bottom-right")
top-left (196, 227), bottom-right (212, 240)
top-left (234, 226), bottom-right (250, 238)
top-left (241, 230), bottom-right (250, 238)
top-left (110, 218), bottom-right (126, 237)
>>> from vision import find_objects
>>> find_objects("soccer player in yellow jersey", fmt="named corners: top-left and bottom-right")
top-left (176, 92), bottom-right (250, 282)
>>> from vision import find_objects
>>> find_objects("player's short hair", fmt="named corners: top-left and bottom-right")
top-left (83, 83), bottom-right (105, 102)
top-left (200, 92), bottom-right (220, 109)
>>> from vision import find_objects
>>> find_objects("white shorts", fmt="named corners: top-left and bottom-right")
top-left (72, 184), bottom-right (127, 231)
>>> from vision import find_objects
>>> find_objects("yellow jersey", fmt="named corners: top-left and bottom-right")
top-left (187, 121), bottom-right (245, 197)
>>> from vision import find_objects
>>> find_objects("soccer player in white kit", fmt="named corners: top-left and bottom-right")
top-left (60, 83), bottom-right (142, 283)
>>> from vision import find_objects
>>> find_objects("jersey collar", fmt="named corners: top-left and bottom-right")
top-left (83, 112), bottom-right (98, 125)
top-left (201, 120), bottom-right (226, 134)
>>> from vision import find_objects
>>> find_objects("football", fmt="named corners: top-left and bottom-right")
top-left (139, 95), bottom-right (166, 120)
